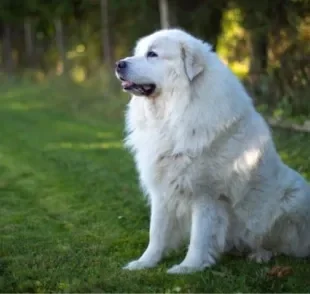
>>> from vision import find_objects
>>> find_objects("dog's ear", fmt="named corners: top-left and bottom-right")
top-left (181, 43), bottom-right (204, 81)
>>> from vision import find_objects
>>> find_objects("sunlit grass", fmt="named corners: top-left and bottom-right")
top-left (45, 141), bottom-right (123, 150)
top-left (4, 101), bottom-right (49, 111)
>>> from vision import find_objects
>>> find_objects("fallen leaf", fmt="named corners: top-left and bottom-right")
top-left (267, 265), bottom-right (293, 278)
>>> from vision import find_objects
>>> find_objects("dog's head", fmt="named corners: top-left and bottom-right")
top-left (115, 29), bottom-right (212, 98)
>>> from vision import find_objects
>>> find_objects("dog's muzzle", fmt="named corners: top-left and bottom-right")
top-left (115, 59), bottom-right (156, 96)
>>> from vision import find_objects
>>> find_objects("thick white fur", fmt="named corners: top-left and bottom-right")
top-left (119, 29), bottom-right (310, 274)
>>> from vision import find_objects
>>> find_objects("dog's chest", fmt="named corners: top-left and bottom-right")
top-left (126, 113), bottom-right (192, 190)
top-left (125, 97), bottom-right (175, 159)
top-left (128, 123), bottom-right (175, 171)
top-left (125, 97), bottom-right (230, 199)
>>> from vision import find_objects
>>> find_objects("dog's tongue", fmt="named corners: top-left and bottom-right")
top-left (122, 80), bottom-right (134, 87)
top-left (142, 85), bottom-right (152, 91)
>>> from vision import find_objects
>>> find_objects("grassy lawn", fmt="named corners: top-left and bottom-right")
top-left (0, 79), bottom-right (310, 293)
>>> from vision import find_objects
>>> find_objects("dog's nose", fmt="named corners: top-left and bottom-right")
top-left (115, 60), bottom-right (127, 71)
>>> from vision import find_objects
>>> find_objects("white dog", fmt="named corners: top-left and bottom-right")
top-left (115, 28), bottom-right (310, 274)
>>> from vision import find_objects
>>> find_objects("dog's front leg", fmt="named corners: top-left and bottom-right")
top-left (123, 196), bottom-right (170, 270)
top-left (167, 197), bottom-right (229, 274)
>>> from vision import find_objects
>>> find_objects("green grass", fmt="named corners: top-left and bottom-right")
top-left (0, 79), bottom-right (310, 293)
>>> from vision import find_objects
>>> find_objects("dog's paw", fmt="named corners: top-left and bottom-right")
top-left (123, 259), bottom-right (157, 271)
top-left (248, 249), bottom-right (273, 263)
top-left (167, 257), bottom-right (215, 274)
top-left (167, 264), bottom-right (205, 274)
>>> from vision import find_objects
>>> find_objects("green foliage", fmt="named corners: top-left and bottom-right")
top-left (0, 0), bottom-right (33, 22)
top-left (0, 1), bottom-right (309, 112)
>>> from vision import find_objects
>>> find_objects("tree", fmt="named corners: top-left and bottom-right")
top-left (159, 0), bottom-right (170, 29)
top-left (238, 0), bottom-right (270, 76)
top-left (54, 18), bottom-right (67, 73)
top-left (172, 0), bottom-right (228, 49)
top-left (23, 0), bottom-right (39, 68)
top-left (0, 0), bottom-right (20, 75)
top-left (37, 0), bottom-right (74, 74)
top-left (24, 18), bottom-right (34, 68)
top-left (2, 24), bottom-right (14, 75)
top-left (100, 0), bottom-right (113, 68)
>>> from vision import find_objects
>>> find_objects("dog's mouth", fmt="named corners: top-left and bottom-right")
top-left (120, 78), bottom-right (156, 96)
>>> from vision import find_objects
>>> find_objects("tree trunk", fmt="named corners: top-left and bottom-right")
top-left (169, 0), bottom-right (178, 27)
top-left (247, 30), bottom-right (269, 98)
top-left (100, 0), bottom-right (113, 68)
top-left (54, 18), bottom-right (67, 74)
top-left (24, 18), bottom-right (34, 68)
top-left (249, 32), bottom-right (268, 76)
top-left (159, 0), bottom-right (170, 29)
top-left (2, 24), bottom-right (14, 76)
top-left (208, 7), bottom-right (226, 51)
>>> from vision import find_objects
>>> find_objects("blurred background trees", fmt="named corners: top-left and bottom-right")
top-left (0, 0), bottom-right (309, 116)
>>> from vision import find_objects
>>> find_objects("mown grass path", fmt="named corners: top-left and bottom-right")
top-left (0, 81), bottom-right (310, 292)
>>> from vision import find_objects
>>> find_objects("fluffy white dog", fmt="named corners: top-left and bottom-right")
top-left (115, 28), bottom-right (310, 274)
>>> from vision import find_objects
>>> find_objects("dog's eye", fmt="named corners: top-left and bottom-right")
top-left (146, 51), bottom-right (158, 58)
